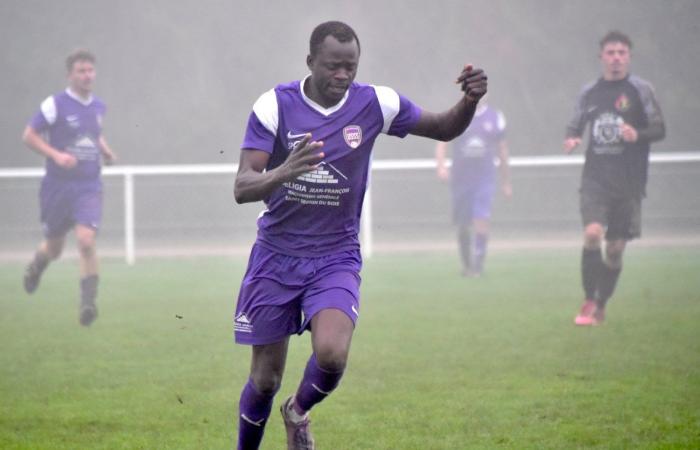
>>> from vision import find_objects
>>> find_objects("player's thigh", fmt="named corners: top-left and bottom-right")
top-left (606, 196), bottom-right (642, 241)
top-left (39, 181), bottom-right (75, 238)
top-left (580, 188), bottom-right (609, 228)
top-left (452, 188), bottom-right (475, 226)
top-left (310, 308), bottom-right (354, 371)
top-left (74, 188), bottom-right (103, 232)
top-left (75, 223), bottom-right (97, 250)
top-left (471, 183), bottom-right (495, 230)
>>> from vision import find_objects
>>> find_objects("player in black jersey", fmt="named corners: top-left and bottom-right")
top-left (563, 31), bottom-right (665, 326)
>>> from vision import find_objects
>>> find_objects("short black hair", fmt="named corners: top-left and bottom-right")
top-left (66, 48), bottom-right (96, 72)
top-left (600, 31), bottom-right (632, 50)
top-left (309, 21), bottom-right (360, 57)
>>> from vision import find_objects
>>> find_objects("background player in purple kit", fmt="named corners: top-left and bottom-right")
top-left (435, 96), bottom-right (512, 277)
top-left (564, 31), bottom-right (665, 326)
top-left (22, 49), bottom-right (117, 327)
top-left (232, 21), bottom-right (487, 450)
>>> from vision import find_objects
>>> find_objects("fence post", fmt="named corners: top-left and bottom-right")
top-left (124, 170), bottom-right (135, 265)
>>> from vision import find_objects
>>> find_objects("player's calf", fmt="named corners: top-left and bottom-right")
top-left (23, 251), bottom-right (50, 294)
top-left (79, 275), bottom-right (99, 326)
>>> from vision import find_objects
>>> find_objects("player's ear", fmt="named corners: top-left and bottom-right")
top-left (306, 54), bottom-right (314, 71)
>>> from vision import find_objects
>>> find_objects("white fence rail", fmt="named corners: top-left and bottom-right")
top-left (2, 152), bottom-right (699, 264)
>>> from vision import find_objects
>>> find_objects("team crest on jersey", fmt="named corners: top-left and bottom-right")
top-left (615, 94), bottom-right (630, 112)
top-left (593, 112), bottom-right (623, 145)
top-left (343, 125), bottom-right (362, 149)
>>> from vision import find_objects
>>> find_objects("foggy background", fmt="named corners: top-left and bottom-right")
top-left (1, 0), bottom-right (699, 260)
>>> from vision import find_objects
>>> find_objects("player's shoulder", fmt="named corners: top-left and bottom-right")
top-left (274, 79), bottom-right (301, 94)
top-left (91, 95), bottom-right (107, 110)
top-left (626, 74), bottom-right (656, 93)
top-left (579, 78), bottom-right (599, 96)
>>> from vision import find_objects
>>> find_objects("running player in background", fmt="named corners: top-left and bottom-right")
top-left (435, 96), bottom-right (512, 277)
top-left (22, 49), bottom-right (117, 327)
top-left (233, 21), bottom-right (487, 450)
top-left (564, 31), bottom-right (665, 326)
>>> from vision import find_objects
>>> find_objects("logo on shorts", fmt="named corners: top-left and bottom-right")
top-left (234, 313), bottom-right (253, 333)
top-left (351, 305), bottom-right (359, 317)
top-left (343, 125), bottom-right (362, 149)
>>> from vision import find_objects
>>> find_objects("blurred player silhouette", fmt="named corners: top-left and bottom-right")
top-left (233, 21), bottom-right (487, 450)
top-left (22, 49), bottom-right (117, 326)
top-left (564, 31), bottom-right (665, 326)
top-left (435, 95), bottom-right (512, 277)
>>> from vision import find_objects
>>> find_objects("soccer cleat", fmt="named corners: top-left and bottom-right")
top-left (23, 262), bottom-right (43, 294)
top-left (280, 396), bottom-right (315, 450)
top-left (574, 300), bottom-right (597, 326)
top-left (79, 303), bottom-right (98, 327)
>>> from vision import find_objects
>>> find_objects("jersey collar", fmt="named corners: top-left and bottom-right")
top-left (66, 88), bottom-right (94, 106)
top-left (300, 75), bottom-right (349, 116)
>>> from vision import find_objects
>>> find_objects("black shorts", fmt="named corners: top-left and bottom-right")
top-left (580, 187), bottom-right (642, 241)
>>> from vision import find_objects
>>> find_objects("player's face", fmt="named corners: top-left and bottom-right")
top-left (306, 35), bottom-right (360, 107)
top-left (68, 60), bottom-right (96, 95)
top-left (600, 42), bottom-right (630, 81)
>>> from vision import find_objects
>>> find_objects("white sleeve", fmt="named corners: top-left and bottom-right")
top-left (372, 85), bottom-right (400, 134)
top-left (40, 96), bottom-right (57, 125)
top-left (252, 89), bottom-right (278, 136)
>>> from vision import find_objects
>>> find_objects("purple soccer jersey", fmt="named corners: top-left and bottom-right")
top-left (29, 89), bottom-right (107, 236)
top-left (450, 105), bottom-right (506, 190)
top-left (242, 77), bottom-right (421, 256)
top-left (29, 89), bottom-right (106, 183)
top-left (449, 105), bottom-right (506, 224)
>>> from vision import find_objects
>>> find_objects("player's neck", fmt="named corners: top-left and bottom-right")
top-left (67, 86), bottom-right (93, 102)
top-left (603, 71), bottom-right (628, 81)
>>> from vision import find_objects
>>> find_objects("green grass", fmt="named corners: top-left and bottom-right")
top-left (1, 247), bottom-right (699, 449)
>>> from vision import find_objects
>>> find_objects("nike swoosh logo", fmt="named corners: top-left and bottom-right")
top-left (287, 131), bottom-right (308, 139)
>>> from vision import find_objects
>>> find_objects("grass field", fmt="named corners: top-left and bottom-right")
top-left (1, 247), bottom-right (699, 449)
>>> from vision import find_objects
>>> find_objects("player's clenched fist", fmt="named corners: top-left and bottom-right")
top-left (456, 64), bottom-right (488, 102)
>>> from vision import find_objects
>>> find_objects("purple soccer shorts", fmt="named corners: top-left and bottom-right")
top-left (234, 244), bottom-right (362, 345)
top-left (40, 179), bottom-right (102, 238)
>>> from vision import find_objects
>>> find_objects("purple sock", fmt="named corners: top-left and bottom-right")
top-left (237, 379), bottom-right (276, 450)
top-left (294, 354), bottom-right (344, 414)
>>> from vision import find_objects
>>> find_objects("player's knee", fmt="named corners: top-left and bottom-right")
top-left (45, 241), bottom-right (64, 259)
top-left (314, 347), bottom-right (348, 373)
top-left (250, 372), bottom-right (282, 396)
top-left (77, 235), bottom-right (96, 255)
top-left (584, 224), bottom-right (603, 247)
top-left (606, 244), bottom-right (625, 267)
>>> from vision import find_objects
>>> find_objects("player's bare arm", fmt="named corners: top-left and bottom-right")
top-left (234, 134), bottom-right (325, 204)
top-left (434, 141), bottom-right (450, 181)
top-left (411, 65), bottom-right (488, 141)
top-left (98, 135), bottom-right (117, 165)
top-left (22, 125), bottom-right (77, 168)
top-left (498, 140), bottom-right (513, 198)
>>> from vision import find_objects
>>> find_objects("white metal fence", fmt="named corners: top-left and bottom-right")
top-left (1, 152), bottom-right (699, 264)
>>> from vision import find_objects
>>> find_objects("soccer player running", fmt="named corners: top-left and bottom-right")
top-left (233, 21), bottom-right (487, 450)
top-left (435, 96), bottom-right (512, 277)
top-left (564, 31), bottom-right (665, 326)
top-left (22, 49), bottom-right (117, 327)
